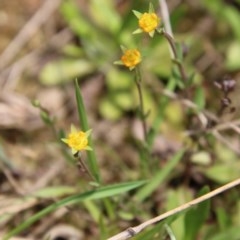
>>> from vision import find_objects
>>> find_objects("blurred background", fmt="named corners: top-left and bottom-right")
top-left (1, 0), bottom-right (240, 239)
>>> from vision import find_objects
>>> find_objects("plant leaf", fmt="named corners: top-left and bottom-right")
top-left (3, 180), bottom-right (146, 240)
top-left (183, 186), bottom-right (210, 240)
top-left (75, 79), bottom-right (100, 183)
top-left (135, 149), bottom-right (185, 202)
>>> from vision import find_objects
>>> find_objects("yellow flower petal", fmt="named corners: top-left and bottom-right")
top-left (62, 125), bottom-right (92, 153)
top-left (138, 13), bottom-right (160, 33)
top-left (121, 49), bottom-right (141, 69)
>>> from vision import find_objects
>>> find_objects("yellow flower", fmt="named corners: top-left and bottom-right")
top-left (133, 3), bottom-right (160, 37)
top-left (61, 125), bottom-right (92, 154)
top-left (121, 49), bottom-right (141, 70)
top-left (138, 13), bottom-right (159, 33)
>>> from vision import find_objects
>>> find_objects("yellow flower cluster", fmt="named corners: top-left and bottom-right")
top-left (121, 49), bottom-right (141, 69)
top-left (133, 4), bottom-right (161, 37)
top-left (115, 4), bottom-right (160, 70)
top-left (138, 13), bottom-right (160, 33)
top-left (62, 125), bottom-right (92, 154)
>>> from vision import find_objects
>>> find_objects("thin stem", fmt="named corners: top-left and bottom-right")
top-left (76, 154), bottom-right (95, 182)
top-left (108, 177), bottom-right (240, 240)
top-left (159, 0), bottom-right (174, 57)
top-left (161, 30), bottom-right (188, 83)
top-left (134, 67), bottom-right (148, 141)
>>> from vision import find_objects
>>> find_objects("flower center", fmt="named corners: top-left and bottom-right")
top-left (139, 13), bottom-right (159, 33)
top-left (68, 132), bottom-right (88, 151)
top-left (121, 49), bottom-right (141, 68)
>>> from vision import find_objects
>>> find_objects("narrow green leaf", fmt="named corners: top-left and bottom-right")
top-left (184, 186), bottom-right (210, 240)
top-left (74, 79), bottom-right (101, 183)
top-left (132, 10), bottom-right (142, 18)
top-left (83, 200), bottom-right (101, 222)
top-left (165, 224), bottom-right (177, 240)
top-left (175, 42), bottom-right (184, 62)
top-left (3, 180), bottom-right (146, 240)
top-left (32, 186), bottom-right (76, 198)
top-left (135, 149), bottom-right (185, 202)
top-left (133, 28), bottom-right (143, 35)
top-left (166, 187), bottom-right (192, 239)
top-left (99, 215), bottom-right (108, 240)
top-left (216, 207), bottom-right (231, 231)
top-left (208, 226), bottom-right (240, 240)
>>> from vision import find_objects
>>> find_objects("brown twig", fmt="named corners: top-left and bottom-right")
top-left (108, 177), bottom-right (240, 240)
top-left (162, 89), bottom-right (240, 155)
top-left (159, 0), bottom-right (173, 37)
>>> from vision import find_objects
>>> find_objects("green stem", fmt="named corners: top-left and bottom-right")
top-left (134, 67), bottom-right (148, 141)
top-left (161, 30), bottom-right (188, 83)
top-left (76, 154), bottom-right (95, 181)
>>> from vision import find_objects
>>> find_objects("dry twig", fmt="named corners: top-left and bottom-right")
top-left (108, 178), bottom-right (240, 240)
top-left (159, 0), bottom-right (173, 54)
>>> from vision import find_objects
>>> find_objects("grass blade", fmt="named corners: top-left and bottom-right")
top-left (135, 149), bottom-right (185, 202)
top-left (74, 79), bottom-right (101, 183)
top-left (184, 186), bottom-right (210, 240)
top-left (3, 180), bottom-right (146, 240)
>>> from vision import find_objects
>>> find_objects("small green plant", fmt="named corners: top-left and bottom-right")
top-left (3, 1), bottom-right (240, 240)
